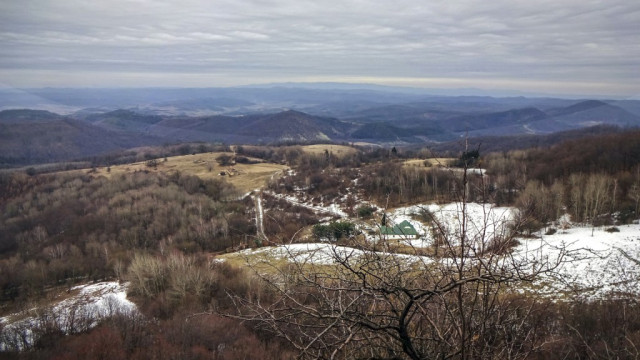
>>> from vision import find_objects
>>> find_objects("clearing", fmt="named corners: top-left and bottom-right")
top-left (78, 152), bottom-right (288, 194)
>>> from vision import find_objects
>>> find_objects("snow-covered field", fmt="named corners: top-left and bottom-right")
top-left (231, 199), bottom-right (640, 300)
top-left (239, 242), bottom-right (431, 266)
top-left (372, 203), bottom-right (640, 299)
top-left (388, 202), bottom-right (515, 248)
top-left (519, 224), bottom-right (640, 299)
top-left (0, 281), bottom-right (137, 351)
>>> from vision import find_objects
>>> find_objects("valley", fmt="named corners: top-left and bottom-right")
top-left (2, 87), bottom-right (640, 168)
top-left (2, 87), bottom-right (640, 359)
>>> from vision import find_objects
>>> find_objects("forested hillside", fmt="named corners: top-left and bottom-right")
top-left (2, 132), bottom-right (640, 359)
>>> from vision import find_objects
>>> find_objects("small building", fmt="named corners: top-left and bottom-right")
top-left (379, 220), bottom-right (419, 240)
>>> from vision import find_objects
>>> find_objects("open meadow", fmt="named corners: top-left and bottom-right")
top-left (77, 152), bottom-right (288, 194)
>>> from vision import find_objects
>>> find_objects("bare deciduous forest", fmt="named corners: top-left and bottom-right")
top-left (2, 131), bottom-right (640, 359)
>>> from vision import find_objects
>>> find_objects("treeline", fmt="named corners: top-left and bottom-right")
top-left (261, 144), bottom-right (471, 207)
top-left (485, 130), bottom-right (640, 228)
top-left (483, 130), bottom-right (640, 187)
top-left (520, 130), bottom-right (640, 181)
top-left (0, 170), bottom-right (253, 302)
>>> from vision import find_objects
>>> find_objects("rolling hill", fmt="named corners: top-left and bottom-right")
top-left (235, 110), bottom-right (352, 142)
top-left (3, 89), bottom-right (640, 166)
top-left (0, 110), bottom-right (162, 166)
top-left (91, 109), bottom-right (354, 143)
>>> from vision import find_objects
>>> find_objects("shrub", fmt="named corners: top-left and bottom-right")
top-left (356, 205), bottom-right (376, 219)
top-left (235, 156), bottom-right (259, 164)
top-left (312, 224), bottom-right (331, 240)
top-left (127, 253), bottom-right (168, 297)
top-left (312, 221), bottom-right (356, 241)
top-left (216, 154), bottom-right (234, 166)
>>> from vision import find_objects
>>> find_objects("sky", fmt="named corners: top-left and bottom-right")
top-left (0, 0), bottom-right (639, 97)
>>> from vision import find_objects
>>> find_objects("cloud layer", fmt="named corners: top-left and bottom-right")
top-left (1, 0), bottom-right (638, 95)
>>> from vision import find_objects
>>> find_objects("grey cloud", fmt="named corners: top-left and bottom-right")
top-left (0, 0), bottom-right (638, 96)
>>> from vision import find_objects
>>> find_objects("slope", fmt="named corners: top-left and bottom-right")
top-left (0, 111), bottom-right (162, 166)
top-left (235, 110), bottom-right (352, 142)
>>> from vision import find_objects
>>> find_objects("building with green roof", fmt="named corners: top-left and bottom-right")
top-left (379, 220), bottom-right (419, 240)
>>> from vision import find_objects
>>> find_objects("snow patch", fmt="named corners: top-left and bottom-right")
top-left (518, 224), bottom-right (640, 299)
top-left (0, 281), bottom-right (137, 351)
top-left (240, 243), bottom-right (431, 266)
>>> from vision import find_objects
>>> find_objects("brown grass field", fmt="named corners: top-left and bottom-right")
top-left (78, 152), bottom-right (288, 194)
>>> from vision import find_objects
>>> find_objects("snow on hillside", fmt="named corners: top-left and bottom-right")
top-left (233, 200), bottom-right (640, 300)
top-left (390, 203), bottom-right (640, 298)
top-left (388, 202), bottom-right (515, 248)
top-left (240, 243), bottom-right (431, 267)
top-left (0, 281), bottom-right (137, 351)
top-left (518, 224), bottom-right (640, 299)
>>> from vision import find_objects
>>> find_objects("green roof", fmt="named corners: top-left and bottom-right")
top-left (380, 220), bottom-right (418, 237)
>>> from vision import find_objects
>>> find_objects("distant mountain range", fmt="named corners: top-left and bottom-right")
top-left (1, 86), bottom-right (640, 166)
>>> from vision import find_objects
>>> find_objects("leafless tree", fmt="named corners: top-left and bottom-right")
top-left (630, 182), bottom-right (640, 219)
top-left (226, 162), bottom-right (566, 359)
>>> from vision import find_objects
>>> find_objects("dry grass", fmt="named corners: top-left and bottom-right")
top-left (75, 152), bottom-right (288, 194)
top-left (385, 242), bottom-right (435, 256)
top-left (301, 144), bottom-right (358, 158)
top-left (216, 236), bottom-right (435, 279)
top-left (403, 158), bottom-right (455, 168)
top-left (216, 250), bottom-right (292, 275)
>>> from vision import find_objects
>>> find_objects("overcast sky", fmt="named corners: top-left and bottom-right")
top-left (0, 0), bottom-right (638, 96)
